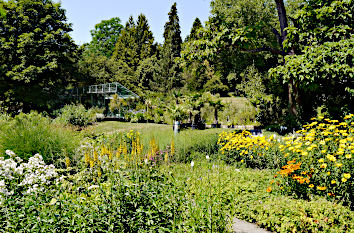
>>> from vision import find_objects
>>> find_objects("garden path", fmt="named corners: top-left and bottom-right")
top-left (232, 218), bottom-right (273, 233)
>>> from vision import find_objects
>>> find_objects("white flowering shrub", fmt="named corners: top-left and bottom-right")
top-left (0, 150), bottom-right (58, 204)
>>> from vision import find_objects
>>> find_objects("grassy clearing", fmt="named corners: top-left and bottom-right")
top-left (87, 121), bottom-right (171, 135)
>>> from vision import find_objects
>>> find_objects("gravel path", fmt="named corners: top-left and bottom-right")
top-left (232, 218), bottom-right (273, 233)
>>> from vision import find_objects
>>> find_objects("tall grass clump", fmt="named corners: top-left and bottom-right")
top-left (174, 129), bottom-right (224, 162)
top-left (0, 112), bottom-right (80, 166)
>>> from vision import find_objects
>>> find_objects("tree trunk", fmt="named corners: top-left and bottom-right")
top-left (275, 0), bottom-right (298, 117)
top-left (274, 0), bottom-right (288, 48)
top-left (214, 108), bottom-right (218, 124)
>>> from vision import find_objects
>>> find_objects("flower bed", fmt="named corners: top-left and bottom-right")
top-left (218, 114), bottom-right (353, 206)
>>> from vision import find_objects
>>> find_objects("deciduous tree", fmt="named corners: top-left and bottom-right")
top-left (0, 0), bottom-right (78, 112)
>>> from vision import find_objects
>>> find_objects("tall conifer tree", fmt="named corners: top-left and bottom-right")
top-left (136, 14), bottom-right (155, 61)
top-left (112, 16), bottom-right (138, 70)
top-left (185, 17), bottom-right (203, 42)
top-left (157, 2), bottom-right (183, 91)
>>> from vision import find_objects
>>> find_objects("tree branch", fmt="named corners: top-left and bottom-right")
top-left (241, 45), bottom-right (286, 56)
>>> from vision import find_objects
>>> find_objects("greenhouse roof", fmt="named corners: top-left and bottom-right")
top-left (87, 82), bottom-right (139, 99)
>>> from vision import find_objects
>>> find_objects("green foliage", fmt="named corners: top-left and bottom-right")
top-left (270, 0), bottom-right (354, 119)
top-left (155, 3), bottom-right (183, 91)
top-left (270, 38), bottom-right (354, 117)
top-left (163, 3), bottom-right (182, 59)
top-left (161, 163), bottom-right (354, 233)
top-left (180, 0), bottom-right (279, 95)
top-left (237, 65), bottom-right (272, 106)
top-left (168, 104), bottom-right (187, 121)
top-left (0, 112), bottom-right (80, 165)
top-left (55, 104), bottom-right (102, 127)
top-left (185, 17), bottom-right (203, 42)
top-left (86, 17), bottom-right (123, 57)
top-left (0, 167), bottom-right (184, 232)
top-left (0, 0), bottom-right (78, 112)
top-left (108, 15), bottom-right (156, 93)
top-left (77, 53), bottom-right (119, 85)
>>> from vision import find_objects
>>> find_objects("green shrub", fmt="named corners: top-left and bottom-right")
top-left (0, 112), bottom-right (80, 166)
top-left (55, 104), bottom-right (102, 127)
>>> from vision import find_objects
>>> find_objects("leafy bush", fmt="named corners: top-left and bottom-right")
top-left (55, 104), bottom-right (103, 127)
top-left (0, 112), bottom-right (80, 165)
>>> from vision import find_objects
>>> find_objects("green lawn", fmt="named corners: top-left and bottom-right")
top-left (87, 121), bottom-right (172, 135)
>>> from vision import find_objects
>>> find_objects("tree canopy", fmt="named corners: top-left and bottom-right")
top-left (0, 0), bottom-right (78, 112)
top-left (86, 17), bottom-right (123, 57)
top-left (270, 0), bottom-right (354, 118)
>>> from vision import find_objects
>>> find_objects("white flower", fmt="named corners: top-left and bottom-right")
top-left (88, 185), bottom-right (99, 190)
top-left (191, 161), bottom-right (194, 168)
top-left (5, 150), bottom-right (16, 157)
top-left (0, 180), bottom-right (5, 188)
top-left (144, 158), bottom-right (148, 165)
top-left (206, 155), bottom-right (210, 160)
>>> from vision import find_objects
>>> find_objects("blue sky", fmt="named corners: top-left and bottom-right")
top-left (57, 0), bottom-right (211, 45)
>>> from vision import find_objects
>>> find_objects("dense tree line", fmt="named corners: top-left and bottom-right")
top-left (0, 0), bottom-right (352, 126)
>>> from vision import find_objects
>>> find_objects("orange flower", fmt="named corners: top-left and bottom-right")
top-left (266, 186), bottom-right (272, 192)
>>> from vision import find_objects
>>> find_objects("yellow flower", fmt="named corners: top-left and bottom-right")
top-left (266, 187), bottom-right (272, 192)
top-left (336, 163), bottom-right (343, 168)
top-left (345, 154), bottom-right (352, 159)
top-left (309, 184), bottom-right (314, 188)
top-left (331, 180), bottom-right (336, 184)
top-left (302, 151), bottom-right (309, 156)
top-left (321, 150), bottom-right (327, 154)
top-left (317, 186), bottom-right (326, 191)
top-left (326, 154), bottom-right (336, 162)
top-left (89, 160), bottom-right (94, 168)
top-left (65, 157), bottom-right (70, 168)
top-left (344, 173), bottom-right (351, 179)
top-left (318, 158), bottom-right (325, 163)
top-left (327, 171), bottom-right (331, 175)
top-left (342, 178), bottom-right (347, 182)
top-left (320, 163), bottom-right (327, 169)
